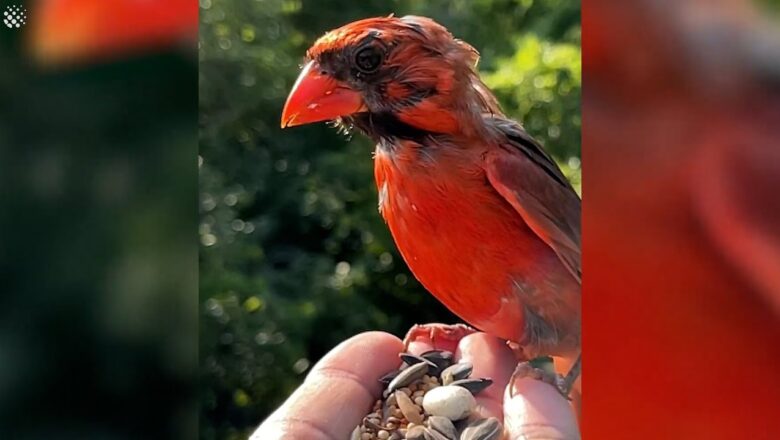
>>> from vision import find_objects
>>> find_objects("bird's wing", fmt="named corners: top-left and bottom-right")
top-left (484, 117), bottom-right (582, 283)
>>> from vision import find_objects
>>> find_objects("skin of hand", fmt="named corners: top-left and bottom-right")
top-left (251, 331), bottom-right (580, 440)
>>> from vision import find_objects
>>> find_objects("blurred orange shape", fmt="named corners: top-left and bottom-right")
top-left (29, 0), bottom-right (198, 64)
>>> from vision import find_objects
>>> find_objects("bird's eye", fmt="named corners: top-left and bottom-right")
top-left (354, 46), bottom-right (382, 74)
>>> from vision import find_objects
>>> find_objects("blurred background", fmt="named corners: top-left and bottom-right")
top-left (0, 0), bottom-right (197, 438)
top-left (198, 0), bottom-right (580, 439)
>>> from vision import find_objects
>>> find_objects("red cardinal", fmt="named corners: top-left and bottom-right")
top-left (282, 16), bottom-right (581, 394)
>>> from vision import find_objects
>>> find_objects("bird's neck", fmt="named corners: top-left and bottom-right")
top-left (348, 112), bottom-right (435, 144)
top-left (349, 100), bottom-right (487, 144)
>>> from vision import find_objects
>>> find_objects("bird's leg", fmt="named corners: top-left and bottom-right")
top-left (508, 344), bottom-right (581, 400)
top-left (402, 323), bottom-right (478, 353)
top-left (560, 353), bottom-right (581, 396)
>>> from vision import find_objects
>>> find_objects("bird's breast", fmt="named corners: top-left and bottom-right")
top-left (373, 142), bottom-right (576, 344)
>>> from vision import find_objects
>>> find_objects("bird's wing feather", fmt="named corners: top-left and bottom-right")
top-left (484, 117), bottom-right (582, 284)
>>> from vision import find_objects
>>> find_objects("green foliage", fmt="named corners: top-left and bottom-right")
top-left (0, 50), bottom-right (198, 438)
top-left (199, 1), bottom-right (580, 438)
top-left (484, 33), bottom-right (581, 192)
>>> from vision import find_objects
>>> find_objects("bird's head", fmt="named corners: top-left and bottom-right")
top-left (281, 15), bottom-right (501, 138)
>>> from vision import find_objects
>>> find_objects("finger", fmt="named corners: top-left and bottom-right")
top-left (455, 333), bottom-right (516, 422)
top-left (503, 376), bottom-right (580, 439)
top-left (251, 331), bottom-right (404, 440)
top-left (406, 333), bottom-right (435, 357)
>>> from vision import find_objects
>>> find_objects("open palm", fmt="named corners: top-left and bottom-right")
top-left (252, 329), bottom-right (579, 439)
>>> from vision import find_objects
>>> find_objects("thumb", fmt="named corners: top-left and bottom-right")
top-left (503, 376), bottom-right (580, 439)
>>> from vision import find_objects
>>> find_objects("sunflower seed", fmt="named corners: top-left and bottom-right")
top-left (406, 425), bottom-right (426, 440)
top-left (381, 399), bottom-right (393, 421)
top-left (387, 361), bottom-right (429, 393)
top-left (350, 424), bottom-right (362, 440)
top-left (364, 416), bottom-right (383, 431)
top-left (379, 369), bottom-right (400, 385)
top-left (395, 390), bottom-right (424, 424)
top-left (459, 417), bottom-right (502, 440)
top-left (423, 426), bottom-right (452, 440)
top-left (420, 350), bottom-right (454, 375)
top-left (400, 353), bottom-right (438, 370)
top-left (427, 415), bottom-right (457, 439)
top-left (440, 362), bottom-right (473, 385)
top-left (420, 349), bottom-right (454, 364)
top-left (449, 378), bottom-right (493, 395)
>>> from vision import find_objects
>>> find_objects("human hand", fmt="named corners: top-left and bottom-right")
top-left (251, 330), bottom-right (579, 439)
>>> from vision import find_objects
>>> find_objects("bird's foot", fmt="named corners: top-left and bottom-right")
top-left (402, 323), bottom-right (478, 353)
top-left (510, 354), bottom-right (581, 400)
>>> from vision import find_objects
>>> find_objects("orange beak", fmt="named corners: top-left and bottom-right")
top-left (281, 61), bottom-right (366, 128)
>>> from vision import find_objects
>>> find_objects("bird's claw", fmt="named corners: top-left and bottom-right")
top-left (402, 323), bottom-right (478, 353)
top-left (510, 358), bottom-right (572, 401)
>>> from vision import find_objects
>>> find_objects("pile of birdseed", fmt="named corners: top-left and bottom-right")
top-left (350, 350), bottom-right (502, 440)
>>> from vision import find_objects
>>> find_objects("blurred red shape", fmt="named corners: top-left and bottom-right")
top-left (29, 0), bottom-right (197, 64)
top-left (584, 0), bottom-right (780, 438)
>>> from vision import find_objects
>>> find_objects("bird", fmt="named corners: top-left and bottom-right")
top-left (281, 15), bottom-right (581, 396)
